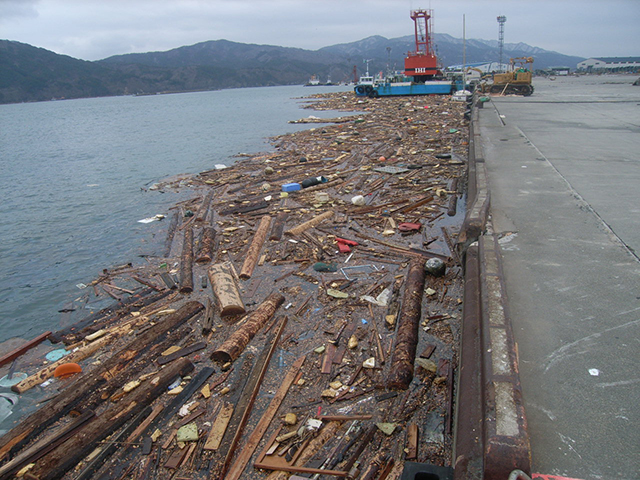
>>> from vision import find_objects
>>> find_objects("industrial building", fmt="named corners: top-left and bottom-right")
top-left (577, 56), bottom-right (640, 72)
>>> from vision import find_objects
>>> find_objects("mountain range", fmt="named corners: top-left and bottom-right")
top-left (0, 35), bottom-right (584, 104)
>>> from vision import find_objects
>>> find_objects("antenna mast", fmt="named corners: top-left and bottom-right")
top-left (497, 15), bottom-right (507, 72)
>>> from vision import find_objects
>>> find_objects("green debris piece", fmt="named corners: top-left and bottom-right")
top-left (376, 422), bottom-right (397, 436)
top-left (313, 262), bottom-right (337, 272)
top-left (176, 423), bottom-right (199, 442)
top-left (159, 263), bottom-right (168, 269)
top-left (327, 288), bottom-right (349, 299)
top-left (449, 128), bottom-right (459, 134)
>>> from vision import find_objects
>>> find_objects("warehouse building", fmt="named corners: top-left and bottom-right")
top-left (577, 57), bottom-right (640, 73)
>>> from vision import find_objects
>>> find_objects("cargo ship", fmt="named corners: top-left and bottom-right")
top-left (354, 9), bottom-right (458, 97)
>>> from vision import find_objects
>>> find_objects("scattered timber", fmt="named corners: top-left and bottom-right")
top-left (0, 91), bottom-right (469, 480)
top-left (211, 291), bottom-right (285, 363)
top-left (386, 257), bottom-right (427, 390)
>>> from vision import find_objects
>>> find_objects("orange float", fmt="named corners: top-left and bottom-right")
top-left (53, 363), bottom-right (82, 379)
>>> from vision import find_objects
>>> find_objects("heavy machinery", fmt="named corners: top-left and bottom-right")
top-left (481, 57), bottom-right (535, 96)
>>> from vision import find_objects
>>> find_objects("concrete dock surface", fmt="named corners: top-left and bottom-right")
top-left (477, 75), bottom-right (640, 479)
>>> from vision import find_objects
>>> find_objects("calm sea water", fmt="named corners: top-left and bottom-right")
top-left (0, 85), bottom-right (351, 341)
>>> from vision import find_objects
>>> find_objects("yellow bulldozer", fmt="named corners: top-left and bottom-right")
top-left (481, 57), bottom-right (534, 96)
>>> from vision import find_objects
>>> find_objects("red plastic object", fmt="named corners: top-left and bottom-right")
top-left (54, 362), bottom-right (82, 379)
top-left (398, 222), bottom-right (422, 232)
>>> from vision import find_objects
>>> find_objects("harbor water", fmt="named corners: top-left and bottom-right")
top-left (0, 85), bottom-right (351, 343)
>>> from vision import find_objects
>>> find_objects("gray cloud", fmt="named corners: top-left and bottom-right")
top-left (2, 0), bottom-right (638, 60)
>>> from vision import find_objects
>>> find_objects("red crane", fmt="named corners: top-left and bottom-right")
top-left (403, 9), bottom-right (441, 81)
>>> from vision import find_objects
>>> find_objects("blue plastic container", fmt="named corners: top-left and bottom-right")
top-left (282, 183), bottom-right (301, 192)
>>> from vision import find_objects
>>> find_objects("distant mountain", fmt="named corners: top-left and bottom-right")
top-left (0, 35), bottom-right (585, 104)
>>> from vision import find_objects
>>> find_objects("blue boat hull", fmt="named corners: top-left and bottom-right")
top-left (355, 81), bottom-right (455, 97)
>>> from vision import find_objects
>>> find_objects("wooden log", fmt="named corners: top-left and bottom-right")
top-left (239, 215), bottom-right (272, 279)
top-left (0, 331), bottom-right (51, 368)
top-left (208, 262), bottom-right (245, 316)
top-left (179, 226), bottom-right (194, 293)
top-left (386, 257), bottom-right (426, 390)
top-left (211, 291), bottom-right (285, 363)
top-left (285, 210), bottom-right (334, 237)
top-left (48, 287), bottom-right (156, 344)
top-left (28, 358), bottom-right (195, 480)
top-left (65, 289), bottom-right (173, 344)
top-left (0, 301), bottom-right (204, 460)
top-left (163, 209), bottom-right (181, 257)
top-left (195, 226), bottom-right (216, 263)
top-left (269, 211), bottom-right (289, 241)
top-left (11, 333), bottom-right (114, 394)
top-left (0, 409), bottom-right (95, 480)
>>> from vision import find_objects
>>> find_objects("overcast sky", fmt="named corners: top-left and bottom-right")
top-left (1, 0), bottom-right (638, 61)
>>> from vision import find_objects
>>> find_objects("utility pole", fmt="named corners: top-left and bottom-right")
top-left (497, 15), bottom-right (507, 72)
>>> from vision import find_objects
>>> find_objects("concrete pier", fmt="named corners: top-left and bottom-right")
top-left (478, 75), bottom-right (640, 479)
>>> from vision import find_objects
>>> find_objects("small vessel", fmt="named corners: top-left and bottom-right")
top-left (304, 75), bottom-right (320, 86)
top-left (354, 9), bottom-right (458, 97)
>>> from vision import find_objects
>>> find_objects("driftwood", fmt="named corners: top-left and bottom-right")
top-left (285, 210), bottom-right (334, 237)
top-left (196, 226), bottom-right (216, 263)
top-left (0, 301), bottom-right (204, 460)
top-left (224, 355), bottom-right (306, 480)
top-left (218, 317), bottom-right (288, 479)
top-left (239, 215), bottom-right (272, 279)
top-left (27, 358), bottom-right (195, 480)
top-left (163, 209), bottom-right (181, 256)
top-left (208, 262), bottom-right (245, 316)
top-left (386, 257), bottom-right (427, 390)
top-left (47, 287), bottom-right (157, 344)
top-left (269, 211), bottom-right (288, 241)
top-left (12, 333), bottom-right (115, 394)
top-left (0, 409), bottom-right (95, 480)
top-left (0, 331), bottom-right (50, 368)
top-left (211, 291), bottom-right (285, 363)
top-left (63, 289), bottom-right (173, 344)
top-left (179, 226), bottom-right (194, 293)
top-left (259, 421), bottom-right (344, 479)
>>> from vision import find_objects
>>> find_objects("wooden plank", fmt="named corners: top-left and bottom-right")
top-left (156, 341), bottom-right (206, 366)
top-left (218, 316), bottom-right (288, 478)
top-left (0, 331), bottom-right (51, 368)
top-left (321, 343), bottom-right (335, 374)
top-left (204, 402), bottom-right (234, 451)
top-left (406, 424), bottom-right (418, 460)
top-left (223, 355), bottom-right (306, 480)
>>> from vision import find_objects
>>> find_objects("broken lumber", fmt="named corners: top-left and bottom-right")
top-left (386, 257), bottom-right (427, 390)
top-left (285, 210), bottom-right (334, 237)
top-left (27, 358), bottom-right (195, 480)
top-left (211, 291), bottom-right (285, 363)
top-left (269, 211), bottom-right (288, 241)
top-left (0, 331), bottom-right (51, 368)
top-left (239, 214), bottom-right (272, 279)
top-left (179, 226), bottom-right (194, 293)
top-left (224, 355), bottom-right (306, 480)
top-left (207, 262), bottom-right (245, 316)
